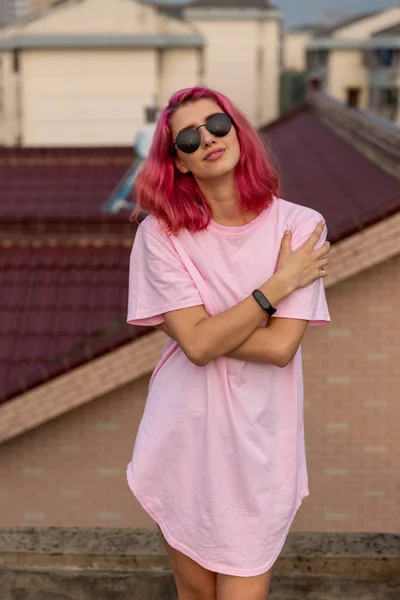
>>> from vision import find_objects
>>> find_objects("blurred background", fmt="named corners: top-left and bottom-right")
top-left (0, 0), bottom-right (399, 585)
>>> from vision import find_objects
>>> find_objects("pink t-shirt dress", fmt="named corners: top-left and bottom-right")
top-left (126, 197), bottom-right (331, 577)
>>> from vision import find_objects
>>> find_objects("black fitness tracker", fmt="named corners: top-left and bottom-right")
top-left (252, 289), bottom-right (277, 316)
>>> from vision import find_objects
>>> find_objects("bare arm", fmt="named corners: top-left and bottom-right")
top-left (226, 317), bottom-right (309, 366)
top-left (162, 274), bottom-right (292, 367)
top-left (157, 317), bottom-right (308, 367)
top-left (158, 221), bottom-right (329, 367)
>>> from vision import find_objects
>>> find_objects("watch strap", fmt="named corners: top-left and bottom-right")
top-left (252, 289), bottom-right (277, 316)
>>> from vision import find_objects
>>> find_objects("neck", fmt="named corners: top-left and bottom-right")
top-left (195, 173), bottom-right (248, 226)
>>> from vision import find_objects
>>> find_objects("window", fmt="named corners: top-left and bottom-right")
top-left (306, 50), bottom-right (328, 71)
top-left (374, 48), bottom-right (394, 67)
top-left (346, 87), bottom-right (361, 109)
top-left (382, 88), bottom-right (398, 107)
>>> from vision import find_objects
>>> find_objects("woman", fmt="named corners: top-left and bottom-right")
top-left (126, 86), bottom-right (331, 600)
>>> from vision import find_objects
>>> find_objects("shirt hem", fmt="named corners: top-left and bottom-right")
top-left (128, 297), bottom-right (203, 325)
top-left (126, 463), bottom-right (310, 577)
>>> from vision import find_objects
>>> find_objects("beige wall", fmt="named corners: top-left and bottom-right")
top-left (259, 17), bottom-right (281, 125)
top-left (326, 49), bottom-right (369, 108)
top-left (21, 49), bottom-right (157, 146)
top-left (187, 16), bottom-right (280, 126)
top-left (1, 0), bottom-right (283, 145)
top-left (284, 31), bottom-right (312, 71)
top-left (0, 50), bottom-right (19, 145)
top-left (159, 48), bottom-right (202, 107)
top-left (18, 47), bottom-right (202, 146)
top-left (0, 0), bottom-right (204, 146)
top-left (0, 254), bottom-right (399, 531)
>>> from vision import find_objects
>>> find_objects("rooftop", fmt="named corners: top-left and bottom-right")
top-left (0, 147), bottom-right (133, 221)
top-left (314, 10), bottom-right (381, 37)
top-left (372, 22), bottom-right (400, 37)
top-left (261, 103), bottom-right (400, 243)
top-left (0, 145), bottom-right (150, 405)
top-left (0, 244), bottom-right (149, 404)
top-left (1, 95), bottom-right (399, 405)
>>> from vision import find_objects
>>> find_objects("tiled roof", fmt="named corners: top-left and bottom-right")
top-left (0, 147), bottom-right (134, 221)
top-left (261, 106), bottom-right (400, 243)
top-left (2, 109), bottom-right (399, 406)
top-left (0, 244), bottom-right (150, 405)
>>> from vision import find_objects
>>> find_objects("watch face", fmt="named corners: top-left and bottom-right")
top-left (253, 289), bottom-right (276, 315)
top-left (253, 290), bottom-right (269, 309)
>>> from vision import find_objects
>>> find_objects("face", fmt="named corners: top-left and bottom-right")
top-left (170, 99), bottom-right (241, 181)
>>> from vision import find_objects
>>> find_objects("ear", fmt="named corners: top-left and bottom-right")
top-left (174, 156), bottom-right (190, 174)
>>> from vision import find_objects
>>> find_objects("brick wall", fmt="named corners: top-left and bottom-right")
top-left (0, 375), bottom-right (154, 528)
top-left (0, 255), bottom-right (398, 531)
top-left (298, 253), bottom-right (399, 532)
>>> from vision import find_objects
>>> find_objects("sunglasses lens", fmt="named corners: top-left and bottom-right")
top-left (174, 113), bottom-right (232, 154)
top-left (207, 113), bottom-right (232, 137)
top-left (175, 129), bottom-right (201, 154)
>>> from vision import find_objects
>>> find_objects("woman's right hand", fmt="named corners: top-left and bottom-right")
top-left (275, 220), bottom-right (330, 291)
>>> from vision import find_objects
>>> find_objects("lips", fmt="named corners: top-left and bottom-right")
top-left (204, 148), bottom-right (226, 162)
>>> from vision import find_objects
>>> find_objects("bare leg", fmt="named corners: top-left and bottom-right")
top-left (157, 524), bottom-right (217, 600)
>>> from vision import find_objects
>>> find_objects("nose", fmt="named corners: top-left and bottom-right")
top-left (199, 124), bottom-right (215, 148)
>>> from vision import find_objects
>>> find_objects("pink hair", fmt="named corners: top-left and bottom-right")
top-left (130, 86), bottom-right (279, 235)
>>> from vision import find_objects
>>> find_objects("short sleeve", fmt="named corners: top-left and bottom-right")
top-left (127, 225), bottom-right (203, 327)
top-left (274, 213), bottom-right (331, 326)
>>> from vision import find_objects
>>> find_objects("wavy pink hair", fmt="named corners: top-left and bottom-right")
top-left (130, 86), bottom-right (279, 235)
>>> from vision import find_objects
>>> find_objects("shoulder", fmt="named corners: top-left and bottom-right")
top-left (138, 215), bottom-right (169, 241)
top-left (275, 197), bottom-right (324, 226)
top-left (136, 216), bottom-right (181, 256)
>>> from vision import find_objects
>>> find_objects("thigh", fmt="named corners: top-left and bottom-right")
top-left (216, 568), bottom-right (273, 600)
top-left (157, 524), bottom-right (217, 599)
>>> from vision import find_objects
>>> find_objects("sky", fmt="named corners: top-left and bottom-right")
top-left (274, 0), bottom-right (397, 27)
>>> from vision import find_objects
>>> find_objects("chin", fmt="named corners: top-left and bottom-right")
top-left (208, 157), bottom-right (239, 177)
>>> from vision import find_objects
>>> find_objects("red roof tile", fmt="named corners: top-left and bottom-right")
top-left (0, 147), bottom-right (134, 221)
top-left (2, 118), bottom-right (399, 406)
top-left (0, 244), bottom-right (151, 405)
top-left (261, 106), bottom-right (400, 242)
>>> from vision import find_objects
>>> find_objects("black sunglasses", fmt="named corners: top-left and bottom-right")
top-left (174, 113), bottom-right (233, 154)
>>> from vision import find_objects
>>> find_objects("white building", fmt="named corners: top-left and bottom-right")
top-left (0, 0), bottom-right (283, 147)
top-left (306, 6), bottom-right (400, 112)
top-left (0, 0), bottom-right (204, 146)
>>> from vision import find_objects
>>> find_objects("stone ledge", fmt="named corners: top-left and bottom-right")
top-left (1, 527), bottom-right (399, 559)
top-left (0, 528), bottom-right (399, 600)
top-left (1, 569), bottom-right (399, 600)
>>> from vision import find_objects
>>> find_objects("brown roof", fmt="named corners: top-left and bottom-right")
top-left (0, 145), bottom-right (149, 406)
top-left (0, 244), bottom-right (151, 405)
top-left (261, 105), bottom-right (400, 243)
top-left (0, 147), bottom-right (134, 222)
top-left (2, 107), bottom-right (399, 406)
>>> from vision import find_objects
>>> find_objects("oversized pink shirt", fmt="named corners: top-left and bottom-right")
top-left (126, 197), bottom-right (330, 577)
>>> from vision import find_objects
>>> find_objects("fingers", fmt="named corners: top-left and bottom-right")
top-left (315, 240), bottom-right (331, 259)
top-left (279, 229), bottom-right (292, 256)
top-left (318, 256), bottom-right (329, 268)
top-left (305, 220), bottom-right (326, 249)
